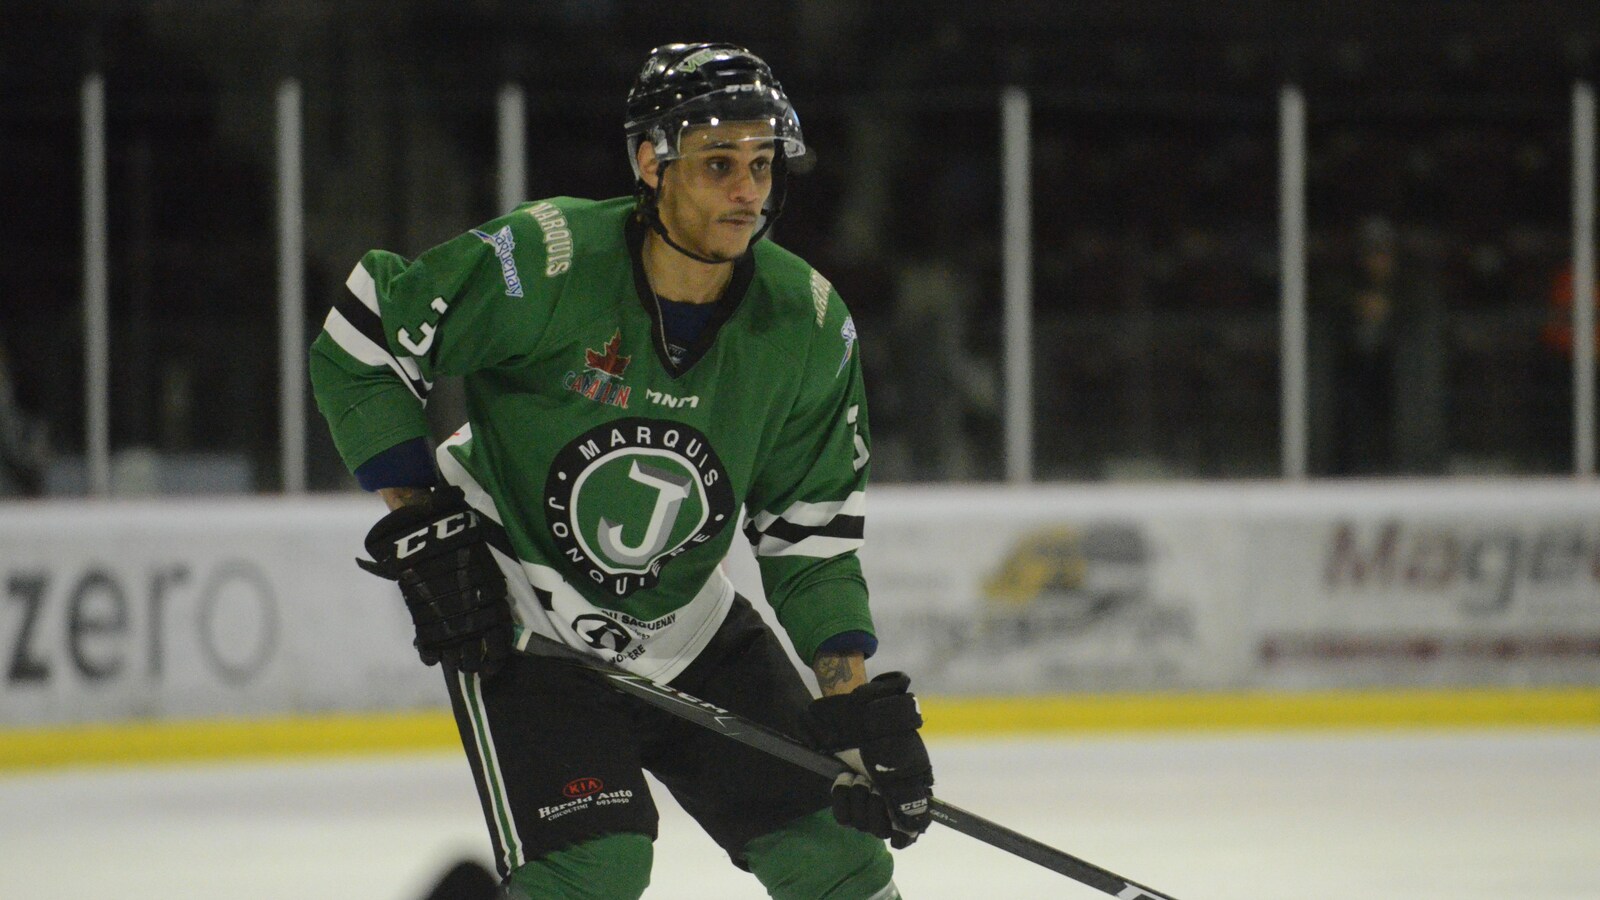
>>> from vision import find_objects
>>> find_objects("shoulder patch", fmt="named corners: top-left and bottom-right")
top-left (809, 268), bottom-right (832, 327)
top-left (525, 201), bottom-right (575, 276)
top-left (470, 226), bottom-right (524, 297)
top-left (837, 315), bottom-right (857, 377)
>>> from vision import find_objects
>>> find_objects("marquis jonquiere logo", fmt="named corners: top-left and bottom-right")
top-left (564, 330), bottom-right (632, 408)
top-left (544, 417), bottom-right (735, 598)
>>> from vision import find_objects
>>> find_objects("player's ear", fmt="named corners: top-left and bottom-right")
top-left (637, 141), bottom-right (662, 191)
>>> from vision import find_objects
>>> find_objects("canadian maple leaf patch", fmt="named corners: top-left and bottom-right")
top-left (584, 331), bottom-right (631, 378)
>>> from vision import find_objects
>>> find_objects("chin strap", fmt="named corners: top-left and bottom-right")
top-left (648, 205), bottom-right (740, 265)
top-left (636, 156), bottom-right (789, 266)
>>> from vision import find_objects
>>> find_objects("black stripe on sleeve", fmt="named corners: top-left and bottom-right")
top-left (331, 295), bottom-right (432, 401)
top-left (334, 295), bottom-right (389, 350)
top-left (756, 514), bottom-right (865, 547)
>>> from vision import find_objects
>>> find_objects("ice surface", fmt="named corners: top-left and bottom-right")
top-left (1, 730), bottom-right (1596, 899)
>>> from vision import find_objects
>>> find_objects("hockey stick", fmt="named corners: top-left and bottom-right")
top-left (517, 633), bottom-right (1182, 900)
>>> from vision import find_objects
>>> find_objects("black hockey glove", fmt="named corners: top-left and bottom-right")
top-left (356, 486), bottom-right (513, 678)
top-left (806, 672), bottom-right (935, 849)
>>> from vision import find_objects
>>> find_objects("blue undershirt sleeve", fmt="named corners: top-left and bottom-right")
top-left (814, 630), bottom-right (878, 659)
top-left (353, 436), bottom-right (439, 492)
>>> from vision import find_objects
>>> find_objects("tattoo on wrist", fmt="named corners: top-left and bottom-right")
top-left (381, 487), bottom-right (430, 511)
top-left (813, 653), bottom-right (858, 694)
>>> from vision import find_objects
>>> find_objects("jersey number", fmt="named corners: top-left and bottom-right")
top-left (847, 405), bottom-right (869, 472)
top-left (396, 297), bottom-right (451, 356)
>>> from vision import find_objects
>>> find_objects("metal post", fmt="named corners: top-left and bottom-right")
top-left (1573, 82), bottom-right (1596, 477)
top-left (1001, 87), bottom-right (1033, 484)
top-left (277, 79), bottom-right (306, 493)
top-left (1279, 85), bottom-right (1309, 480)
top-left (498, 84), bottom-right (527, 213)
top-left (82, 75), bottom-right (110, 496)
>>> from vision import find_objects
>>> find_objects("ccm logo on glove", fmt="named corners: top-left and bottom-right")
top-left (806, 672), bottom-right (935, 848)
top-left (357, 486), bottom-right (514, 678)
top-left (395, 510), bottom-right (477, 559)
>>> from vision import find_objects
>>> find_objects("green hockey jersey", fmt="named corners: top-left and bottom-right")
top-left (310, 196), bottom-right (874, 681)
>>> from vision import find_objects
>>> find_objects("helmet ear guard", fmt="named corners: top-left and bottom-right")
top-left (625, 125), bottom-right (676, 183)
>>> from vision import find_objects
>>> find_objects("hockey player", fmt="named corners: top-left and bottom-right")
top-left (310, 43), bottom-right (932, 899)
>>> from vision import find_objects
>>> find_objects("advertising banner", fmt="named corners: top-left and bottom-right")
top-left (816, 490), bottom-right (1250, 693)
top-left (1247, 510), bottom-right (1600, 688)
top-left (0, 500), bottom-right (439, 726)
top-left (734, 483), bottom-right (1600, 692)
top-left (5, 481), bottom-right (1598, 726)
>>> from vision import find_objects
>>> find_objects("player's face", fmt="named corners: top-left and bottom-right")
top-left (652, 122), bottom-right (776, 262)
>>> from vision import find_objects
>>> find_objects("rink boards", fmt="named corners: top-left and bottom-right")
top-left (3, 481), bottom-right (1599, 767)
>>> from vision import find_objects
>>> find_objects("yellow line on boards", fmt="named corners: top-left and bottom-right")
top-left (2, 688), bottom-right (1597, 772)
top-left (0, 711), bottom-right (461, 772)
top-left (919, 687), bottom-right (1600, 734)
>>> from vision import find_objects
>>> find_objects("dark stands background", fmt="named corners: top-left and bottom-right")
top-left (2, 1), bottom-right (1596, 491)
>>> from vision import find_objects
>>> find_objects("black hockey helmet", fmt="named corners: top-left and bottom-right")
top-left (625, 43), bottom-right (810, 262)
top-left (625, 42), bottom-right (809, 178)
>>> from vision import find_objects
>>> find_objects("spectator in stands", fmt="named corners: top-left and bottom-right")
top-left (1311, 217), bottom-right (1447, 475)
top-left (1521, 257), bottom-right (1600, 471)
top-left (1540, 257), bottom-right (1600, 357)
top-left (883, 256), bottom-right (997, 480)
top-left (0, 330), bottom-right (46, 496)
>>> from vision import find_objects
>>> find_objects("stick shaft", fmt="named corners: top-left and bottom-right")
top-left (517, 634), bottom-right (1180, 899)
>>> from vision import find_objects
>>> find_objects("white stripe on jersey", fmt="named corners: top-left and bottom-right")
top-left (752, 491), bottom-right (866, 532)
top-left (345, 261), bottom-right (383, 317)
top-left (457, 669), bottom-right (525, 874)
top-left (321, 307), bottom-right (429, 402)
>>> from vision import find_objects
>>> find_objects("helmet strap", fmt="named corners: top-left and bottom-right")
top-left (637, 157), bottom-right (789, 266)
